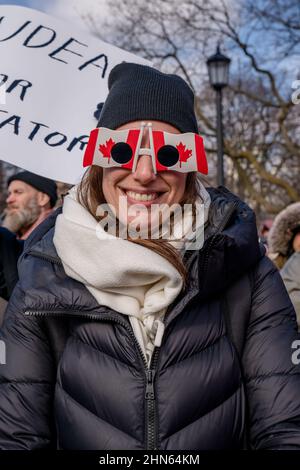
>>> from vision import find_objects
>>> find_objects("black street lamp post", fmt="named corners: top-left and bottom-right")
top-left (206, 46), bottom-right (231, 187)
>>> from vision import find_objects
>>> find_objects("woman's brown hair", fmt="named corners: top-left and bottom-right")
top-left (77, 167), bottom-right (200, 288)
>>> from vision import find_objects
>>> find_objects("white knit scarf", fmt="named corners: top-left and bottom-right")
top-left (53, 180), bottom-right (210, 365)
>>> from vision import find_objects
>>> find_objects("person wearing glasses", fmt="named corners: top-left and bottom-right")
top-left (0, 63), bottom-right (300, 450)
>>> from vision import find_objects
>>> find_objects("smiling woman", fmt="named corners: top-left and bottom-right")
top-left (78, 119), bottom-right (199, 284)
top-left (1, 62), bottom-right (300, 451)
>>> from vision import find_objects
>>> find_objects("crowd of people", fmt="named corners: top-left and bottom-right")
top-left (1, 169), bottom-right (299, 331)
top-left (0, 62), bottom-right (299, 450)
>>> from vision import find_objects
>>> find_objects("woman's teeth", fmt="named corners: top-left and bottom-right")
top-left (126, 191), bottom-right (158, 202)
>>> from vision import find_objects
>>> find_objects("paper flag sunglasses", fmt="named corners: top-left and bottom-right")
top-left (83, 122), bottom-right (208, 174)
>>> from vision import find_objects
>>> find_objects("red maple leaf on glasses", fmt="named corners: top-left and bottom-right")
top-left (176, 142), bottom-right (192, 168)
top-left (99, 138), bottom-right (115, 163)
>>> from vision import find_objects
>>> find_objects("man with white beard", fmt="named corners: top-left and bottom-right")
top-left (2, 171), bottom-right (58, 240)
top-left (0, 171), bottom-right (57, 321)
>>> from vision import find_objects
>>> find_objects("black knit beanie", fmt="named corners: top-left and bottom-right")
top-left (97, 62), bottom-right (199, 133)
top-left (7, 171), bottom-right (58, 208)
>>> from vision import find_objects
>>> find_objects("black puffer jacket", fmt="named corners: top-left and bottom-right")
top-left (0, 187), bottom-right (300, 450)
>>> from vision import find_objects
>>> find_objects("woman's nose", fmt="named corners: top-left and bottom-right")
top-left (132, 154), bottom-right (156, 184)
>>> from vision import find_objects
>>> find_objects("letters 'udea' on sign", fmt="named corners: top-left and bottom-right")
top-left (0, 5), bottom-right (150, 184)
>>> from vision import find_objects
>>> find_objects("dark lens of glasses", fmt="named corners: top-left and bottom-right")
top-left (111, 142), bottom-right (133, 164)
top-left (157, 145), bottom-right (179, 167)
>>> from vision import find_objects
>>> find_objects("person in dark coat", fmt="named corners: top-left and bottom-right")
top-left (0, 227), bottom-right (24, 301)
top-left (0, 227), bottom-right (24, 325)
top-left (268, 202), bottom-right (300, 327)
top-left (0, 172), bottom-right (58, 323)
top-left (0, 63), bottom-right (300, 451)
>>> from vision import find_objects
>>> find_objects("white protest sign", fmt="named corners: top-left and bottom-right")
top-left (0, 5), bottom-right (150, 184)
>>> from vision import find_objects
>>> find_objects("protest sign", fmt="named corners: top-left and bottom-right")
top-left (0, 5), bottom-right (150, 183)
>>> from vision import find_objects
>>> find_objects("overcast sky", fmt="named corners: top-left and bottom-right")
top-left (0, 0), bottom-right (108, 31)
top-left (0, 0), bottom-right (298, 78)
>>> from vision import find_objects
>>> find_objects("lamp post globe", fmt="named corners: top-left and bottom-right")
top-left (207, 45), bottom-right (231, 90)
top-left (207, 46), bottom-right (231, 187)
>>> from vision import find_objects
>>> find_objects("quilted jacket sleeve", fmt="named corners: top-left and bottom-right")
top-left (0, 283), bottom-right (56, 449)
top-left (243, 256), bottom-right (300, 449)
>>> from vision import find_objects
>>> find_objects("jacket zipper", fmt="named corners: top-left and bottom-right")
top-left (145, 347), bottom-right (160, 450)
top-left (26, 250), bottom-right (63, 266)
top-left (24, 308), bottom-right (160, 450)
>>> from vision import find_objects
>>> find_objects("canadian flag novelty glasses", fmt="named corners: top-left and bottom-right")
top-left (83, 122), bottom-right (208, 174)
